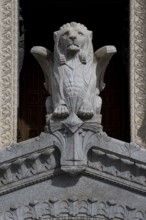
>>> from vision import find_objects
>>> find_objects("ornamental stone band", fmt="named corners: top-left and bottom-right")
top-left (0, 0), bottom-right (18, 147)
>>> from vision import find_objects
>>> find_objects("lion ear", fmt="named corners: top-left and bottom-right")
top-left (53, 32), bottom-right (58, 41)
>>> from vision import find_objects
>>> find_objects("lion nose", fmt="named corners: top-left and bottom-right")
top-left (69, 32), bottom-right (77, 40)
top-left (69, 35), bottom-right (76, 40)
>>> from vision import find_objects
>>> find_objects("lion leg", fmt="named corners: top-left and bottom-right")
top-left (77, 102), bottom-right (94, 119)
top-left (53, 105), bottom-right (69, 119)
top-left (95, 95), bottom-right (102, 114)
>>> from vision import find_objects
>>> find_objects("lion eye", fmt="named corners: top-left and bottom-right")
top-left (78, 32), bottom-right (84, 36)
top-left (63, 31), bottom-right (69, 37)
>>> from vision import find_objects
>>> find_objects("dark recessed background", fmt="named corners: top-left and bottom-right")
top-left (20, 0), bottom-right (128, 51)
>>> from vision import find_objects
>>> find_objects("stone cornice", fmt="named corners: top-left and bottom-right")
top-left (0, 132), bottom-right (146, 196)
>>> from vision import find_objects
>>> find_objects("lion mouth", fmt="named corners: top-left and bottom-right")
top-left (67, 44), bottom-right (79, 51)
top-left (67, 43), bottom-right (79, 47)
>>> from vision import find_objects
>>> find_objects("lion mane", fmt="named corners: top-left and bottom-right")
top-left (53, 22), bottom-right (93, 65)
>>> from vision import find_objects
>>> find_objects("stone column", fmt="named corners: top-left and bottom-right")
top-left (130, 0), bottom-right (146, 148)
top-left (0, 0), bottom-right (18, 147)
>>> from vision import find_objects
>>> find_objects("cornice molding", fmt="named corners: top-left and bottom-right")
top-left (0, 132), bottom-right (146, 196)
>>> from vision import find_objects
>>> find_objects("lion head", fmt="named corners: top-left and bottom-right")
top-left (53, 22), bottom-right (93, 64)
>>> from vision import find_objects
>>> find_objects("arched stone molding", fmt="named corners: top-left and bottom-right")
top-left (0, 0), bottom-right (18, 147)
top-left (130, 0), bottom-right (146, 147)
top-left (0, 0), bottom-right (146, 148)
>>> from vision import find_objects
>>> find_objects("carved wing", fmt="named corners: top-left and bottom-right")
top-left (30, 46), bottom-right (53, 94)
top-left (95, 45), bottom-right (117, 94)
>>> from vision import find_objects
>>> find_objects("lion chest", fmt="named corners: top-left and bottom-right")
top-left (62, 64), bottom-right (88, 97)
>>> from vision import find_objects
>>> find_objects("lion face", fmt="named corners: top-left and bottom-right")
top-left (59, 26), bottom-right (89, 53)
top-left (54, 22), bottom-right (93, 64)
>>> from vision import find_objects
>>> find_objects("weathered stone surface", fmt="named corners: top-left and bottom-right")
top-left (0, 170), bottom-right (146, 219)
top-left (1, 21), bottom-right (146, 219)
top-left (30, 22), bottom-right (117, 175)
top-left (0, 129), bottom-right (146, 218)
top-left (31, 22), bottom-right (116, 122)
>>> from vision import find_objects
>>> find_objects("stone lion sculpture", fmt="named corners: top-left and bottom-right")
top-left (31, 22), bottom-right (116, 124)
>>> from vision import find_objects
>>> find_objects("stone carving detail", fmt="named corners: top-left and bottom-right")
top-left (89, 147), bottom-right (146, 188)
top-left (0, 8), bottom-right (146, 220)
top-left (30, 22), bottom-right (116, 174)
top-left (31, 22), bottom-right (116, 123)
top-left (0, 0), bottom-right (18, 147)
top-left (0, 132), bottom-right (146, 195)
top-left (0, 143), bottom-right (59, 190)
top-left (130, 0), bottom-right (146, 147)
top-left (0, 198), bottom-right (145, 219)
top-left (0, 10), bottom-right (146, 189)
top-left (0, 0), bottom-right (145, 149)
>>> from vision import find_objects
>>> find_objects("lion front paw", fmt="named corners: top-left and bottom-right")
top-left (53, 105), bottom-right (69, 119)
top-left (77, 104), bottom-right (94, 119)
